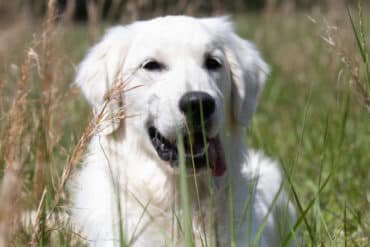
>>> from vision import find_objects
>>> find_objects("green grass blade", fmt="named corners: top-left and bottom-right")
top-left (282, 167), bottom-right (333, 246)
top-left (177, 131), bottom-right (194, 247)
top-left (319, 211), bottom-right (335, 246)
top-left (286, 88), bottom-right (316, 244)
top-left (347, 7), bottom-right (367, 63)
top-left (347, 5), bottom-right (370, 94)
top-left (252, 184), bottom-right (284, 247)
top-left (338, 94), bottom-right (350, 148)
top-left (128, 200), bottom-right (151, 246)
top-left (344, 201), bottom-right (348, 247)
top-left (228, 173), bottom-right (236, 247)
top-left (199, 100), bottom-right (215, 247)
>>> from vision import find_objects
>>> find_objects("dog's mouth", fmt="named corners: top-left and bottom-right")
top-left (148, 126), bottom-right (226, 177)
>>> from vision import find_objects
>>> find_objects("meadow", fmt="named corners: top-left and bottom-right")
top-left (0, 3), bottom-right (369, 247)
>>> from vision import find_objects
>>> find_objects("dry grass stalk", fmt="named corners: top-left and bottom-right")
top-left (319, 17), bottom-right (370, 113)
top-left (42, 0), bottom-right (57, 92)
top-left (30, 188), bottom-right (47, 247)
top-left (33, 0), bottom-right (58, 200)
top-left (49, 79), bottom-right (130, 218)
top-left (350, 66), bottom-right (370, 112)
top-left (0, 49), bottom-right (32, 247)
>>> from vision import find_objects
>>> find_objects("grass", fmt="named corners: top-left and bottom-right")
top-left (0, 4), bottom-right (370, 247)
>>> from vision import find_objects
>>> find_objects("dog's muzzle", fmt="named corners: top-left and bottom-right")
top-left (148, 91), bottom-right (226, 177)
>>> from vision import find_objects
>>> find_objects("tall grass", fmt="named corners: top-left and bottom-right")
top-left (0, 2), bottom-right (369, 247)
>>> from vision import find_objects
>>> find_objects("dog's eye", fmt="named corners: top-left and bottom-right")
top-left (205, 56), bottom-right (222, 70)
top-left (142, 60), bottom-right (164, 71)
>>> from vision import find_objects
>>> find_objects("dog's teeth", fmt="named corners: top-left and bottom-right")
top-left (148, 126), bottom-right (180, 164)
top-left (159, 134), bottom-right (165, 142)
top-left (168, 152), bottom-right (172, 161)
top-left (160, 152), bottom-right (170, 161)
top-left (153, 138), bottom-right (161, 147)
top-left (169, 151), bottom-right (175, 161)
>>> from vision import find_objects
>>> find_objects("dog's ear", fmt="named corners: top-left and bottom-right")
top-left (201, 17), bottom-right (269, 126)
top-left (225, 34), bottom-right (269, 126)
top-left (76, 26), bottom-right (131, 135)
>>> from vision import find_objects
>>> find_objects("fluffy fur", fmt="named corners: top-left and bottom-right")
top-left (71, 16), bottom-right (296, 247)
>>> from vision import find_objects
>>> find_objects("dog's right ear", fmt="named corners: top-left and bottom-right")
top-left (76, 26), bottom-right (131, 135)
top-left (224, 34), bottom-right (269, 127)
top-left (200, 17), bottom-right (269, 127)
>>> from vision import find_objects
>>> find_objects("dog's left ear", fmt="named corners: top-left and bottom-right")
top-left (201, 17), bottom-right (269, 126)
top-left (75, 26), bottom-right (132, 135)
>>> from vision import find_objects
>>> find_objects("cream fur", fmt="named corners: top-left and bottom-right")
top-left (70, 16), bottom-right (296, 247)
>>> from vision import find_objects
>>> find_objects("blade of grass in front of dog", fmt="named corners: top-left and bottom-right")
top-left (177, 131), bottom-right (194, 247)
top-left (200, 103), bottom-right (237, 247)
top-left (199, 101), bottom-right (216, 247)
top-left (252, 184), bottom-right (284, 247)
top-left (129, 191), bottom-right (178, 247)
top-left (127, 200), bottom-right (151, 246)
top-left (236, 177), bottom-right (256, 246)
top-left (108, 73), bottom-right (126, 247)
top-left (279, 172), bottom-right (303, 246)
top-left (100, 68), bottom-right (127, 247)
top-left (185, 118), bottom-right (208, 247)
top-left (227, 171), bottom-right (236, 247)
top-left (99, 137), bottom-right (127, 247)
top-left (115, 174), bottom-right (127, 247)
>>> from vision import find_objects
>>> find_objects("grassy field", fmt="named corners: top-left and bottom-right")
top-left (0, 7), bottom-right (369, 247)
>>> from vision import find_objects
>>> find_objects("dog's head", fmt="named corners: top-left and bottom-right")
top-left (76, 16), bottom-right (269, 176)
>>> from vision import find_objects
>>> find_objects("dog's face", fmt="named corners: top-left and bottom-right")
top-left (76, 16), bottom-right (269, 176)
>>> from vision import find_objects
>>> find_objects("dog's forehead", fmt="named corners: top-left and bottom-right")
top-left (131, 16), bottom-right (217, 49)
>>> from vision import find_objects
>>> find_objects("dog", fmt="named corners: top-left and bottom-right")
top-left (71, 16), bottom-right (296, 247)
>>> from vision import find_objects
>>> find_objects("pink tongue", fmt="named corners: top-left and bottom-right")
top-left (208, 136), bottom-right (226, 177)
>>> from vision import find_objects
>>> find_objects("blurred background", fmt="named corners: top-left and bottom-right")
top-left (0, 0), bottom-right (364, 25)
top-left (0, 0), bottom-right (364, 18)
top-left (0, 0), bottom-right (369, 246)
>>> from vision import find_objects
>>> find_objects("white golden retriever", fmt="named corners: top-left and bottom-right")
top-left (71, 16), bottom-right (296, 247)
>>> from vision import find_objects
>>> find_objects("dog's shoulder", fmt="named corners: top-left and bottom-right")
top-left (244, 150), bottom-right (282, 179)
top-left (241, 150), bottom-right (285, 203)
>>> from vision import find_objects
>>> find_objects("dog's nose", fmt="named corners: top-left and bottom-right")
top-left (179, 91), bottom-right (215, 122)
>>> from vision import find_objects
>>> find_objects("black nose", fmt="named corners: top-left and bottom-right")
top-left (179, 91), bottom-right (215, 123)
